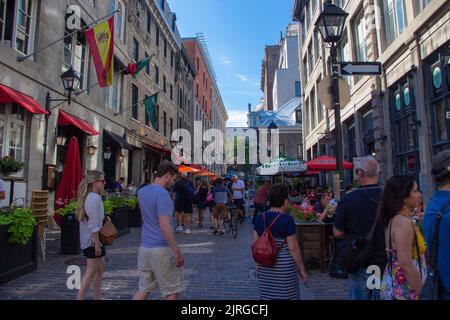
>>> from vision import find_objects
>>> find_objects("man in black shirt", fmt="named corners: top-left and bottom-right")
top-left (334, 157), bottom-right (386, 300)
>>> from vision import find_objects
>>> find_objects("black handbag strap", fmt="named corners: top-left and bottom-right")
top-left (429, 200), bottom-right (450, 269)
top-left (362, 187), bottom-right (381, 242)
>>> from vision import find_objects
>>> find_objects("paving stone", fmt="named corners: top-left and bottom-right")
top-left (0, 215), bottom-right (348, 300)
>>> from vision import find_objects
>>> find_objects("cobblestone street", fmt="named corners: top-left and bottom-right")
top-left (0, 214), bottom-right (348, 300)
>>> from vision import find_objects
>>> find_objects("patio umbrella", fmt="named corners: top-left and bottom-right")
top-left (306, 156), bottom-right (353, 171)
top-left (178, 165), bottom-right (200, 173)
top-left (53, 137), bottom-right (83, 227)
top-left (256, 159), bottom-right (307, 176)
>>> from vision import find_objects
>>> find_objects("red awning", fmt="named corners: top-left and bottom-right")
top-left (144, 142), bottom-right (171, 155)
top-left (306, 156), bottom-right (353, 171)
top-left (58, 110), bottom-right (99, 136)
top-left (0, 84), bottom-right (49, 114)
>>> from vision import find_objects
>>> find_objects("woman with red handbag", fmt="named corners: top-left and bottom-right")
top-left (75, 170), bottom-right (107, 300)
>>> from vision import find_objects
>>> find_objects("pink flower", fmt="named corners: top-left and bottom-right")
top-left (396, 272), bottom-right (406, 285)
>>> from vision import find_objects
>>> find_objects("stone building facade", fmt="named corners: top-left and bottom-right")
top-left (0, 0), bottom-right (227, 220)
top-left (293, 0), bottom-right (450, 200)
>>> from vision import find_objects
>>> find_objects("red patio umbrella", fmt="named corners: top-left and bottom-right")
top-left (306, 156), bottom-right (353, 171)
top-left (53, 137), bottom-right (83, 227)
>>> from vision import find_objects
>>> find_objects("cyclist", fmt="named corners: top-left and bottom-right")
top-left (211, 178), bottom-right (232, 235)
top-left (231, 175), bottom-right (246, 222)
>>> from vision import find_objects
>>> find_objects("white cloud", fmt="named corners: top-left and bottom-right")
top-left (237, 74), bottom-right (249, 82)
top-left (237, 74), bottom-right (259, 87)
top-left (226, 110), bottom-right (248, 128)
top-left (220, 57), bottom-right (232, 65)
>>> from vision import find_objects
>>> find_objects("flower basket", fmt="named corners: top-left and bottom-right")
top-left (0, 156), bottom-right (24, 176)
top-left (287, 202), bottom-right (322, 224)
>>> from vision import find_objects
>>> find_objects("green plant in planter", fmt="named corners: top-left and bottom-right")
top-left (59, 200), bottom-right (77, 217)
top-left (109, 196), bottom-right (128, 208)
top-left (0, 156), bottom-right (25, 175)
top-left (103, 199), bottom-right (114, 216)
top-left (126, 197), bottom-right (138, 209)
top-left (0, 207), bottom-right (37, 244)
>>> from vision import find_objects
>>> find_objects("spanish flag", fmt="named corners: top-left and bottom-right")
top-left (86, 16), bottom-right (114, 87)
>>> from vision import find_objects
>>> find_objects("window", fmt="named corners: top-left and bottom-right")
top-left (171, 51), bottom-right (174, 68)
top-left (163, 111), bottom-right (167, 137)
top-left (14, 0), bottom-right (37, 55)
top-left (339, 34), bottom-right (351, 85)
top-left (105, 65), bottom-right (121, 113)
top-left (111, 0), bottom-right (125, 42)
top-left (0, 0), bottom-right (6, 42)
top-left (144, 95), bottom-right (150, 126)
top-left (164, 38), bottom-right (167, 59)
top-left (196, 82), bottom-right (199, 97)
top-left (0, 104), bottom-right (25, 163)
top-left (169, 118), bottom-right (173, 137)
top-left (160, 0), bottom-right (164, 11)
top-left (295, 107), bottom-right (302, 124)
top-left (146, 10), bottom-right (151, 34)
top-left (420, 0), bottom-right (432, 10)
top-left (306, 1), bottom-right (311, 31)
top-left (155, 25), bottom-right (159, 47)
top-left (305, 98), bottom-right (310, 135)
top-left (197, 57), bottom-right (200, 71)
top-left (132, 84), bottom-right (138, 120)
top-left (354, 11), bottom-right (367, 61)
top-left (145, 53), bottom-right (150, 75)
top-left (279, 145), bottom-right (285, 156)
top-left (347, 121), bottom-right (357, 159)
top-left (154, 65), bottom-right (159, 85)
top-left (426, 53), bottom-right (450, 153)
top-left (156, 105), bottom-right (159, 132)
top-left (302, 56), bottom-right (308, 79)
top-left (311, 88), bottom-right (316, 130)
top-left (383, 0), bottom-right (407, 46)
top-left (317, 79), bottom-right (324, 122)
top-left (63, 22), bottom-right (89, 90)
top-left (314, 30), bottom-right (321, 63)
top-left (170, 84), bottom-right (173, 101)
top-left (163, 75), bottom-right (167, 94)
top-left (295, 81), bottom-right (301, 97)
top-left (1, 0), bottom-right (37, 55)
top-left (133, 37), bottom-right (139, 62)
top-left (298, 145), bottom-right (302, 159)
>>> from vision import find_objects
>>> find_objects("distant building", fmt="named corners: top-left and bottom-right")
top-left (260, 45), bottom-right (281, 111)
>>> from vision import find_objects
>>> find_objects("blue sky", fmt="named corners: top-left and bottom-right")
top-left (169, 0), bottom-right (296, 127)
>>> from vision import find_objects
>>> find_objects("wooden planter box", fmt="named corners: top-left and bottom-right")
top-left (128, 206), bottom-right (142, 228)
top-left (296, 223), bottom-right (327, 272)
top-left (0, 225), bottom-right (38, 285)
top-left (61, 214), bottom-right (80, 255)
top-left (111, 207), bottom-right (130, 238)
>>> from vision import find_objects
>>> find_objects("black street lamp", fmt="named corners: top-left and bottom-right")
top-left (42, 66), bottom-right (81, 189)
top-left (315, 0), bottom-right (348, 200)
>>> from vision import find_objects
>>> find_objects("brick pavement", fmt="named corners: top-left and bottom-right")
top-left (0, 214), bottom-right (348, 300)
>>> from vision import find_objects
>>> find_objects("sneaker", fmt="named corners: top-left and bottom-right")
top-left (183, 228), bottom-right (192, 234)
top-left (175, 226), bottom-right (184, 233)
top-left (213, 230), bottom-right (218, 235)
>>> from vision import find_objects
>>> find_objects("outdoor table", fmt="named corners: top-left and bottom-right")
top-left (295, 222), bottom-right (327, 272)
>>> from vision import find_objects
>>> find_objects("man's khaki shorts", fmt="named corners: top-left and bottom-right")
top-left (213, 204), bottom-right (228, 220)
top-left (137, 247), bottom-right (184, 297)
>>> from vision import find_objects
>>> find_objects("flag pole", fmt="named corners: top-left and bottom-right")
top-left (75, 54), bottom-right (155, 96)
top-left (113, 91), bottom-right (161, 117)
top-left (17, 9), bottom-right (120, 62)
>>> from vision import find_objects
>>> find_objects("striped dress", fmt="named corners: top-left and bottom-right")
top-left (257, 238), bottom-right (299, 300)
top-left (254, 212), bottom-right (299, 300)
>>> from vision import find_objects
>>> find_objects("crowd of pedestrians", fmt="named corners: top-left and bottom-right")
top-left (73, 149), bottom-right (450, 301)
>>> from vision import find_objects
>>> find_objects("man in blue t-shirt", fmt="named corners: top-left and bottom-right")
top-left (423, 150), bottom-right (450, 300)
top-left (133, 161), bottom-right (185, 300)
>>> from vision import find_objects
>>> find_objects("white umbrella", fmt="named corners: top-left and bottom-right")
top-left (256, 160), bottom-right (307, 176)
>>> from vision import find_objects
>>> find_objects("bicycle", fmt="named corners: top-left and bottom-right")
top-left (223, 204), bottom-right (238, 239)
